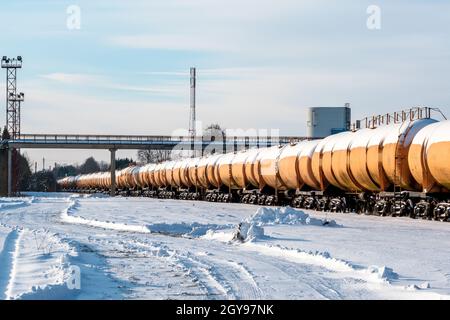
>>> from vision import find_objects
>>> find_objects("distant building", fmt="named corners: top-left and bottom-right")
top-left (307, 105), bottom-right (351, 138)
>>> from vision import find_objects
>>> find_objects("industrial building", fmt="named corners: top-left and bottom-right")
top-left (306, 104), bottom-right (351, 138)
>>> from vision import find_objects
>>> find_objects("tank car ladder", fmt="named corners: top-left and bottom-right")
top-left (393, 124), bottom-right (408, 216)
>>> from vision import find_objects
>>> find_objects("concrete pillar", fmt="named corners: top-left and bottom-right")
top-left (110, 149), bottom-right (116, 197)
top-left (7, 148), bottom-right (12, 197)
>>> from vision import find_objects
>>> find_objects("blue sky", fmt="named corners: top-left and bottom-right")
top-left (1, 0), bottom-right (449, 166)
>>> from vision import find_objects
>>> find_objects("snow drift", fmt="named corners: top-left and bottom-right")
top-left (231, 206), bottom-right (339, 242)
top-left (146, 222), bottom-right (234, 238)
top-left (245, 206), bottom-right (339, 227)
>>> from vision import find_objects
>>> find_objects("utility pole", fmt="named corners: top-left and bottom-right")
top-left (42, 157), bottom-right (45, 172)
top-left (34, 161), bottom-right (37, 174)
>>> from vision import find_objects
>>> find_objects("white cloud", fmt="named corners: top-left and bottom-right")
top-left (109, 34), bottom-right (234, 52)
top-left (40, 73), bottom-right (104, 85)
top-left (40, 72), bottom-right (186, 95)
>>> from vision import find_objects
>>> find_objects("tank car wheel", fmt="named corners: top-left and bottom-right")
top-left (292, 196), bottom-right (303, 208)
top-left (303, 197), bottom-right (316, 210)
top-left (265, 196), bottom-right (274, 206)
top-left (257, 195), bottom-right (266, 205)
top-left (389, 204), bottom-right (399, 217)
top-left (329, 198), bottom-right (345, 213)
top-left (316, 199), bottom-right (327, 212)
top-left (376, 200), bottom-right (390, 216)
top-left (249, 194), bottom-right (257, 204)
top-left (412, 201), bottom-right (431, 219)
top-left (433, 204), bottom-right (450, 222)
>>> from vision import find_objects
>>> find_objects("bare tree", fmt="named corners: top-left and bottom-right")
top-left (98, 161), bottom-right (109, 171)
top-left (202, 123), bottom-right (226, 155)
top-left (137, 124), bottom-right (225, 162)
top-left (137, 149), bottom-right (172, 164)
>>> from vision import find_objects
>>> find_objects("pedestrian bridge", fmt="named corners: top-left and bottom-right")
top-left (2, 133), bottom-right (314, 196)
top-left (5, 133), bottom-right (309, 150)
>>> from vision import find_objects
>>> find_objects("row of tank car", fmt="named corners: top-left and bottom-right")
top-left (58, 119), bottom-right (450, 221)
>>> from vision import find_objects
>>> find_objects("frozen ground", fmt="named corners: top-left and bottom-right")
top-left (0, 192), bottom-right (449, 300)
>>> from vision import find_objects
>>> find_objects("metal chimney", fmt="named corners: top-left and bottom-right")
top-left (189, 67), bottom-right (196, 138)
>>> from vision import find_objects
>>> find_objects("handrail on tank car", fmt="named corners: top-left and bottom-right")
top-left (352, 106), bottom-right (447, 131)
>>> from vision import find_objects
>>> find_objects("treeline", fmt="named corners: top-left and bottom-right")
top-left (53, 157), bottom-right (134, 179)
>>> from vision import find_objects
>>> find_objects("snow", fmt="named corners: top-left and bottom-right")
top-left (279, 142), bottom-right (303, 158)
top-left (0, 192), bottom-right (449, 300)
top-left (61, 196), bottom-right (151, 233)
top-left (147, 222), bottom-right (233, 237)
top-left (233, 222), bottom-right (266, 242)
top-left (244, 206), bottom-right (338, 227)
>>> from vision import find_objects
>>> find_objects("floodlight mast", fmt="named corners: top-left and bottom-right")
top-left (1, 56), bottom-right (23, 139)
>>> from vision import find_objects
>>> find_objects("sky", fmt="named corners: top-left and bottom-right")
top-left (0, 0), bottom-right (449, 167)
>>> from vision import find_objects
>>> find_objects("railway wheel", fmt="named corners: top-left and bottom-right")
top-left (265, 196), bottom-right (274, 206)
top-left (316, 199), bottom-right (327, 212)
top-left (257, 195), bottom-right (266, 205)
top-left (292, 196), bottom-right (303, 208)
top-left (433, 204), bottom-right (450, 222)
top-left (412, 201), bottom-right (430, 219)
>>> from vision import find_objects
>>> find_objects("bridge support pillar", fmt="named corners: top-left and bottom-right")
top-left (7, 147), bottom-right (12, 197)
top-left (110, 148), bottom-right (116, 197)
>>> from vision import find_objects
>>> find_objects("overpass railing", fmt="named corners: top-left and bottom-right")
top-left (11, 134), bottom-right (311, 145)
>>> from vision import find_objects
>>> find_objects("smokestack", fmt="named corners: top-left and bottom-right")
top-left (189, 67), bottom-right (196, 138)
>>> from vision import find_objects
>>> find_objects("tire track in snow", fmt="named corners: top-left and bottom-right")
top-left (0, 199), bottom-right (32, 211)
top-left (117, 238), bottom-right (228, 298)
top-left (125, 238), bottom-right (262, 299)
top-left (0, 229), bottom-right (23, 300)
top-left (204, 257), bottom-right (262, 299)
top-left (179, 254), bottom-right (231, 298)
top-left (227, 260), bottom-right (262, 298)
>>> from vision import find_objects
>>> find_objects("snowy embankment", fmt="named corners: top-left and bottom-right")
top-left (0, 197), bottom-right (34, 211)
top-left (61, 195), bottom-right (151, 233)
top-left (0, 193), bottom-right (449, 299)
top-left (0, 224), bottom-right (79, 299)
top-left (60, 196), bottom-right (334, 240)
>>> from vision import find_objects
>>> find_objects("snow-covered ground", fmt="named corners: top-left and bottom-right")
top-left (0, 192), bottom-right (449, 300)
